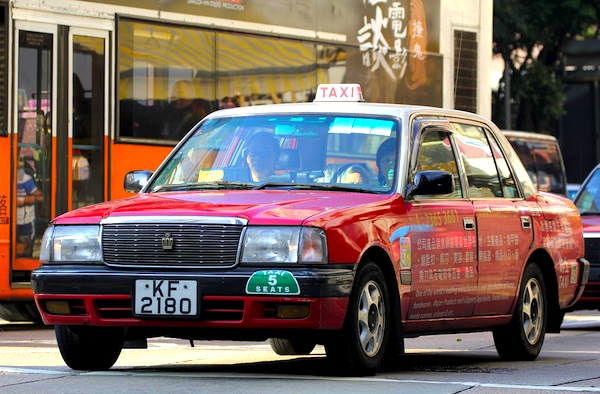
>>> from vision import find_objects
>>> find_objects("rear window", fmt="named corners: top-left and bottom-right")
top-left (505, 134), bottom-right (567, 196)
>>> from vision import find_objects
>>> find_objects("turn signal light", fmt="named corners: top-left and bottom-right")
top-left (44, 300), bottom-right (72, 315)
top-left (276, 303), bottom-right (309, 319)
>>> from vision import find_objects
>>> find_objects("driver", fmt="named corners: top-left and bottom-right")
top-left (245, 132), bottom-right (281, 182)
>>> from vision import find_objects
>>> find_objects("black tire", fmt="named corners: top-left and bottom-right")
top-left (557, 310), bottom-right (566, 328)
top-left (325, 262), bottom-right (390, 376)
top-left (268, 338), bottom-right (316, 355)
top-left (0, 302), bottom-right (43, 323)
top-left (55, 325), bottom-right (124, 370)
top-left (493, 263), bottom-right (546, 361)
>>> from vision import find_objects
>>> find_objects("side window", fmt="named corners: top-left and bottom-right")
top-left (414, 130), bottom-right (462, 198)
top-left (487, 131), bottom-right (518, 198)
top-left (576, 169), bottom-right (600, 213)
top-left (452, 123), bottom-right (502, 198)
top-left (532, 141), bottom-right (564, 194)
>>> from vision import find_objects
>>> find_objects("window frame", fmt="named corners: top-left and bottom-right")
top-left (449, 120), bottom-right (522, 199)
top-left (0, 3), bottom-right (7, 136)
top-left (413, 128), bottom-right (463, 199)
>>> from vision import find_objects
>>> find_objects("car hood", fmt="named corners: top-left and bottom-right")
top-left (53, 190), bottom-right (393, 226)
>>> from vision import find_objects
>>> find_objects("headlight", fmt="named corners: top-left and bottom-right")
top-left (241, 226), bottom-right (327, 264)
top-left (39, 225), bottom-right (102, 264)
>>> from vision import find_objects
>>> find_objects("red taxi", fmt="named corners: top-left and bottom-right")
top-left (572, 163), bottom-right (600, 310)
top-left (32, 84), bottom-right (589, 375)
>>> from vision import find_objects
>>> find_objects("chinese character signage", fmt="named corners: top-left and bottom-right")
top-left (348, 0), bottom-right (442, 105)
top-left (85, 0), bottom-right (443, 106)
top-left (0, 194), bottom-right (7, 224)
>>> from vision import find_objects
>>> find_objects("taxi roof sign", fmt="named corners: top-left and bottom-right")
top-left (314, 83), bottom-right (364, 102)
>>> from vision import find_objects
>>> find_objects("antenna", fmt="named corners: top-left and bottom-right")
top-left (454, 12), bottom-right (464, 108)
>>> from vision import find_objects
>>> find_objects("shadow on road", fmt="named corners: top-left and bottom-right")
top-left (118, 351), bottom-right (516, 377)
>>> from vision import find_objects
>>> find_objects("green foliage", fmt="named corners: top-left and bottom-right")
top-left (492, 0), bottom-right (600, 131)
top-left (513, 62), bottom-right (565, 132)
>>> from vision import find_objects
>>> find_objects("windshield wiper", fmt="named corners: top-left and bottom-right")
top-left (153, 181), bottom-right (374, 193)
top-left (253, 182), bottom-right (373, 193)
top-left (253, 182), bottom-right (301, 190)
top-left (152, 181), bottom-right (255, 192)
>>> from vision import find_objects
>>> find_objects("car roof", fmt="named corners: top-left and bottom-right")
top-left (502, 130), bottom-right (559, 142)
top-left (203, 101), bottom-right (491, 123)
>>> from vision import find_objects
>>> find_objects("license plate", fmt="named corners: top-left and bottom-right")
top-left (134, 279), bottom-right (198, 317)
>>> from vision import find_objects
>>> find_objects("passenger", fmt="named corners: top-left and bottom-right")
top-left (73, 74), bottom-right (91, 140)
top-left (340, 164), bottom-right (370, 184)
top-left (191, 98), bottom-right (213, 119)
top-left (245, 132), bottom-right (281, 182)
top-left (16, 157), bottom-right (43, 257)
top-left (162, 80), bottom-right (202, 141)
top-left (220, 96), bottom-right (237, 109)
top-left (376, 138), bottom-right (397, 186)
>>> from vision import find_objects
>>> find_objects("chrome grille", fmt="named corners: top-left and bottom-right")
top-left (102, 222), bottom-right (243, 267)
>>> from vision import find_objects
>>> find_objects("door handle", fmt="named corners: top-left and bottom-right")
top-left (521, 216), bottom-right (531, 229)
top-left (463, 217), bottom-right (475, 230)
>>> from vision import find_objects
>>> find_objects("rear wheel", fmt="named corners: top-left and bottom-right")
top-left (55, 325), bottom-right (124, 370)
top-left (493, 263), bottom-right (546, 360)
top-left (268, 338), bottom-right (316, 355)
top-left (325, 262), bottom-right (390, 376)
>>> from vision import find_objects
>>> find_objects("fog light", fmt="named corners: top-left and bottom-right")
top-left (276, 303), bottom-right (309, 319)
top-left (44, 300), bottom-right (72, 315)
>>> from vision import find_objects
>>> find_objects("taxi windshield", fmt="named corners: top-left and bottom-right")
top-left (148, 114), bottom-right (400, 193)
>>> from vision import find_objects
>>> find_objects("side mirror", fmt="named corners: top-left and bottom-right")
top-left (406, 170), bottom-right (453, 199)
top-left (124, 170), bottom-right (153, 193)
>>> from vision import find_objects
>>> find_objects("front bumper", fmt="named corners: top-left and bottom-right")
top-left (32, 265), bottom-right (354, 330)
top-left (575, 259), bottom-right (599, 309)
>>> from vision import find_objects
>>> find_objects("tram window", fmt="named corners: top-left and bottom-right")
top-left (215, 33), bottom-right (318, 108)
top-left (116, 19), bottom-right (349, 144)
top-left (0, 4), bottom-right (7, 136)
top-left (117, 20), bottom-right (216, 141)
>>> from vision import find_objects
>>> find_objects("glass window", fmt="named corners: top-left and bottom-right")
top-left (529, 141), bottom-right (563, 194)
top-left (575, 168), bottom-right (600, 214)
top-left (17, 30), bottom-right (53, 258)
top-left (487, 131), bottom-right (518, 198)
top-left (452, 123), bottom-right (502, 198)
top-left (505, 134), bottom-right (567, 195)
top-left (0, 4), bottom-right (6, 136)
top-left (148, 114), bottom-right (398, 193)
top-left (216, 33), bottom-right (319, 106)
top-left (414, 130), bottom-right (462, 198)
top-left (118, 20), bottom-right (216, 141)
top-left (117, 19), bottom-right (350, 144)
top-left (72, 35), bottom-right (106, 209)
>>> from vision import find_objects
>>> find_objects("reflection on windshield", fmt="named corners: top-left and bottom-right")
top-left (575, 169), bottom-right (600, 214)
top-left (148, 114), bottom-right (400, 193)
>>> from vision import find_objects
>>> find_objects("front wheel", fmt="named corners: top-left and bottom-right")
top-left (325, 262), bottom-right (390, 376)
top-left (493, 263), bottom-right (546, 360)
top-left (55, 325), bottom-right (124, 370)
top-left (268, 338), bottom-right (316, 355)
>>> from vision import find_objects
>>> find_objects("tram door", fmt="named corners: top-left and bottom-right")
top-left (13, 23), bottom-right (107, 265)
top-left (14, 23), bottom-right (55, 267)
top-left (70, 29), bottom-right (108, 210)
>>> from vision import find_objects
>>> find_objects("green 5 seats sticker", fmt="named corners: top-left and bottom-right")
top-left (245, 270), bottom-right (300, 295)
